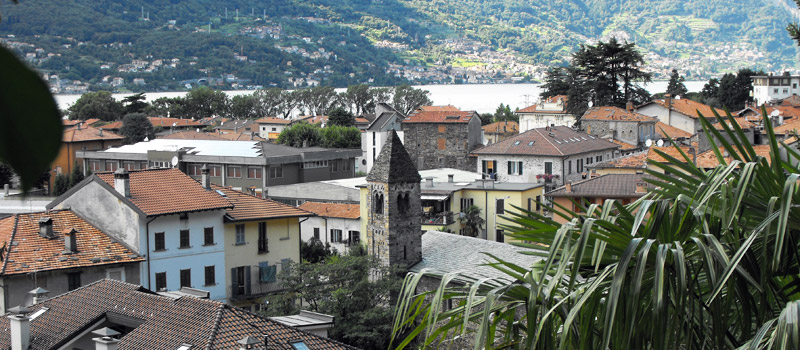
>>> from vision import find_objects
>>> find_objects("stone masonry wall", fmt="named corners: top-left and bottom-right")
top-left (403, 123), bottom-right (477, 172)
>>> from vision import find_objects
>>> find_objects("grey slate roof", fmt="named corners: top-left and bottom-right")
top-left (366, 130), bottom-right (421, 183)
top-left (547, 173), bottom-right (652, 198)
top-left (472, 126), bottom-right (618, 157)
top-left (410, 231), bottom-right (543, 282)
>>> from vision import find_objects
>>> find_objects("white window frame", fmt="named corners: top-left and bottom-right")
top-left (235, 224), bottom-right (246, 245)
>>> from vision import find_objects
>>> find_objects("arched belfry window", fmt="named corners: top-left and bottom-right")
top-left (398, 193), bottom-right (410, 214)
top-left (374, 192), bottom-right (384, 214)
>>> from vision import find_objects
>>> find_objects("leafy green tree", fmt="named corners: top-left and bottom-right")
top-left (122, 92), bottom-right (148, 115)
top-left (342, 84), bottom-right (374, 115)
top-left (276, 122), bottom-right (322, 147)
top-left (264, 250), bottom-right (403, 349)
top-left (68, 91), bottom-right (124, 121)
top-left (321, 125), bottom-right (361, 148)
top-left (494, 103), bottom-right (516, 122)
top-left (479, 113), bottom-right (494, 126)
top-left (392, 85), bottom-right (433, 115)
top-left (296, 86), bottom-right (340, 116)
top-left (68, 161), bottom-right (84, 188)
top-left (229, 94), bottom-right (262, 119)
top-left (52, 173), bottom-right (69, 196)
top-left (119, 113), bottom-right (154, 144)
top-left (301, 237), bottom-right (338, 263)
top-left (665, 69), bottom-right (688, 97)
top-left (328, 107), bottom-right (355, 127)
top-left (255, 88), bottom-right (295, 119)
top-left (392, 110), bottom-right (800, 349)
top-left (183, 87), bottom-right (230, 119)
top-left (146, 96), bottom-right (187, 118)
top-left (715, 68), bottom-right (762, 110)
top-left (541, 66), bottom-right (571, 99)
top-left (459, 205), bottom-right (484, 237)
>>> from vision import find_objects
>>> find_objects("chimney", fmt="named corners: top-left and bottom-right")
top-left (447, 174), bottom-right (454, 183)
top-left (565, 182), bottom-right (572, 193)
top-left (63, 228), bottom-right (77, 253)
top-left (28, 287), bottom-right (49, 305)
top-left (664, 94), bottom-right (672, 109)
top-left (77, 122), bottom-right (82, 130)
top-left (99, 128), bottom-right (103, 137)
top-left (237, 336), bottom-right (261, 350)
top-left (302, 139), bottom-right (308, 148)
top-left (626, 101), bottom-right (634, 111)
top-left (114, 168), bottom-right (130, 197)
top-left (8, 309), bottom-right (31, 350)
top-left (92, 328), bottom-right (121, 350)
top-left (39, 217), bottom-right (54, 238)
top-left (425, 177), bottom-right (434, 187)
top-left (201, 164), bottom-right (211, 190)
top-left (635, 181), bottom-right (647, 194)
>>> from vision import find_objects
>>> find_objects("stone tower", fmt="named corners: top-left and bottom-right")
top-left (365, 130), bottom-right (422, 268)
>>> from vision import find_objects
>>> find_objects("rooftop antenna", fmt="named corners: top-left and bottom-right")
top-left (141, 6), bottom-right (144, 20)
top-left (225, 7), bottom-right (228, 19)
top-left (236, 9), bottom-right (239, 21)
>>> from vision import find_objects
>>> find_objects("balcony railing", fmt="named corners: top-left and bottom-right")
top-left (423, 211), bottom-right (454, 225)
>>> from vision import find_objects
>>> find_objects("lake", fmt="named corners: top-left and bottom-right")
top-left (55, 81), bottom-right (706, 115)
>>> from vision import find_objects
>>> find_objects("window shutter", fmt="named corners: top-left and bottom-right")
top-left (230, 268), bottom-right (238, 296)
top-left (244, 266), bottom-right (251, 295)
top-left (518, 161), bottom-right (523, 175)
top-left (507, 161), bottom-right (512, 174)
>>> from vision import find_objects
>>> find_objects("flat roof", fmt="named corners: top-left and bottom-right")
top-left (101, 139), bottom-right (263, 158)
top-left (327, 168), bottom-right (482, 189)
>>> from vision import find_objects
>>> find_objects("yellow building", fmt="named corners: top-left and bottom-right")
top-left (359, 178), bottom-right (545, 243)
top-left (213, 185), bottom-right (312, 311)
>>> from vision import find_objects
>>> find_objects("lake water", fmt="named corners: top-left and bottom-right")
top-left (55, 81), bottom-right (706, 115)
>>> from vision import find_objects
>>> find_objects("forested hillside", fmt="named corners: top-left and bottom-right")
top-left (0, 0), bottom-right (796, 92)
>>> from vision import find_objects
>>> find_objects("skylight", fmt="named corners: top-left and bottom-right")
top-left (291, 341), bottom-right (310, 350)
top-left (514, 141), bottom-right (520, 145)
top-left (528, 141), bottom-right (534, 146)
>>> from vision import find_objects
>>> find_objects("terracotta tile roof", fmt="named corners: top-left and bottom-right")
top-left (610, 139), bottom-right (638, 150)
top-left (96, 168), bottom-right (232, 217)
top-left (99, 120), bottom-right (123, 130)
top-left (473, 126), bottom-right (618, 157)
top-left (694, 145), bottom-right (777, 168)
top-left (582, 106), bottom-right (657, 122)
top-left (590, 151), bottom-right (648, 169)
top-left (404, 109), bottom-right (478, 124)
top-left (148, 117), bottom-right (205, 127)
top-left (713, 117), bottom-right (755, 130)
top-left (419, 105), bottom-right (459, 112)
top-left (254, 117), bottom-right (292, 125)
top-left (0, 210), bottom-right (143, 276)
top-left (781, 95), bottom-right (800, 106)
top-left (62, 126), bottom-right (124, 143)
top-left (62, 119), bottom-right (81, 126)
top-left (296, 115), bottom-right (328, 124)
top-left (212, 185), bottom-right (311, 221)
top-left (354, 117), bottom-right (370, 125)
top-left (482, 121), bottom-right (519, 134)
top-left (656, 121), bottom-right (693, 139)
top-left (298, 201), bottom-right (360, 220)
top-left (216, 132), bottom-right (267, 142)
top-left (548, 174), bottom-right (653, 198)
top-left (160, 130), bottom-right (228, 140)
top-left (517, 95), bottom-right (568, 113)
top-left (647, 146), bottom-right (693, 163)
top-left (774, 117), bottom-right (800, 134)
top-left (645, 98), bottom-right (725, 119)
top-left (0, 279), bottom-right (354, 350)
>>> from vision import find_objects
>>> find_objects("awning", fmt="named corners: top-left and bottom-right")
top-left (421, 194), bottom-right (450, 201)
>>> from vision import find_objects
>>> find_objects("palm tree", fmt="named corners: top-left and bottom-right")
top-left (460, 205), bottom-right (485, 237)
top-left (390, 109), bottom-right (800, 349)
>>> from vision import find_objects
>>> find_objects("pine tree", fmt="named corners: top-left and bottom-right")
top-left (666, 69), bottom-right (688, 97)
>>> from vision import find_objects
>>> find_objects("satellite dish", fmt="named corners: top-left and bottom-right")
top-left (656, 139), bottom-right (664, 147)
top-left (172, 122), bottom-right (178, 127)
top-left (171, 156), bottom-right (179, 167)
top-left (771, 110), bottom-right (780, 117)
top-left (675, 95), bottom-right (681, 100)
top-left (645, 139), bottom-right (652, 148)
top-left (587, 101), bottom-right (594, 108)
top-left (143, 136), bottom-right (149, 142)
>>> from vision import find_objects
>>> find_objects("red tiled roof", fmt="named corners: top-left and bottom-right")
top-left (0, 210), bottom-right (143, 276)
top-left (297, 115), bottom-right (328, 124)
top-left (647, 146), bottom-right (693, 163)
top-left (216, 132), bottom-right (267, 141)
top-left (646, 98), bottom-right (725, 119)
top-left (713, 117), bottom-right (755, 130)
top-left (694, 145), bottom-right (777, 168)
top-left (582, 106), bottom-right (657, 122)
top-left (548, 174), bottom-right (652, 198)
top-left (610, 139), bottom-right (638, 150)
top-left (404, 110), bottom-right (478, 124)
top-left (518, 95), bottom-right (568, 113)
top-left (482, 121), bottom-right (519, 134)
top-left (354, 117), bottom-right (370, 124)
top-left (63, 126), bottom-right (124, 143)
top-left (590, 151), bottom-right (648, 169)
top-left (419, 105), bottom-right (459, 112)
top-left (96, 168), bottom-right (232, 216)
top-left (473, 126), bottom-right (618, 157)
top-left (254, 117), bottom-right (291, 125)
top-left (0, 279), bottom-right (354, 350)
top-left (148, 117), bottom-right (205, 127)
top-left (774, 117), bottom-right (800, 134)
top-left (212, 185), bottom-right (311, 221)
top-left (160, 130), bottom-right (266, 141)
top-left (656, 121), bottom-right (693, 139)
top-left (99, 120), bottom-right (123, 130)
top-left (298, 201), bottom-right (360, 220)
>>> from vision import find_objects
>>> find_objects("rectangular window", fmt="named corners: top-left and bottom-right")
top-left (596, 155), bottom-right (602, 162)
top-left (187, 164), bottom-right (202, 176)
top-left (544, 162), bottom-right (553, 175)
top-left (496, 199), bottom-right (505, 214)
top-left (155, 272), bottom-right (167, 291)
top-left (247, 167), bottom-right (262, 179)
top-left (232, 266), bottom-right (250, 296)
top-left (67, 272), bottom-right (81, 291)
top-left (235, 224), bottom-right (246, 245)
top-left (123, 161), bottom-right (136, 171)
top-left (567, 160), bottom-right (572, 174)
top-left (535, 196), bottom-right (541, 211)
top-left (460, 198), bottom-right (474, 212)
top-left (343, 159), bottom-right (351, 171)
top-left (578, 159), bottom-right (584, 173)
top-left (269, 165), bottom-right (283, 178)
top-left (204, 227), bottom-right (214, 245)
top-left (139, 161), bottom-right (148, 170)
top-left (259, 262), bottom-right (277, 283)
top-left (508, 161), bottom-right (516, 175)
top-left (330, 229), bottom-right (342, 243)
top-left (348, 231), bottom-right (361, 246)
top-left (372, 132), bottom-right (376, 146)
top-left (332, 160), bottom-right (339, 172)
top-left (517, 161), bottom-right (523, 176)
top-left (586, 157), bottom-right (592, 165)
top-left (204, 266), bottom-right (215, 286)
top-left (154, 232), bottom-right (165, 251)
top-left (208, 165), bottom-right (222, 177)
top-left (180, 269), bottom-right (191, 288)
top-left (313, 227), bottom-right (320, 240)
top-left (496, 229), bottom-right (505, 243)
top-left (105, 161), bottom-right (118, 172)
top-left (179, 229), bottom-right (190, 248)
top-left (227, 166), bottom-right (242, 178)
top-left (89, 160), bottom-right (101, 172)
top-left (258, 222), bottom-right (268, 253)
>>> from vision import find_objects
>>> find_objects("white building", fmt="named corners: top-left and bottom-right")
top-left (517, 95), bottom-right (576, 132)
top-left (752, 74), bottom-right (800, 106)
top-left (636, 96), bottom-right (725, 135)
top-left (255, 117), bottom-right (291, 142)
top-left (297, 201), bottom-right (361, 254)
top-left (358, 103), bottom-right (405, 174)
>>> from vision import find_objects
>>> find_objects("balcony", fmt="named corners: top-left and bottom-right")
top-left (423, 211), bottom-right (454, 226)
